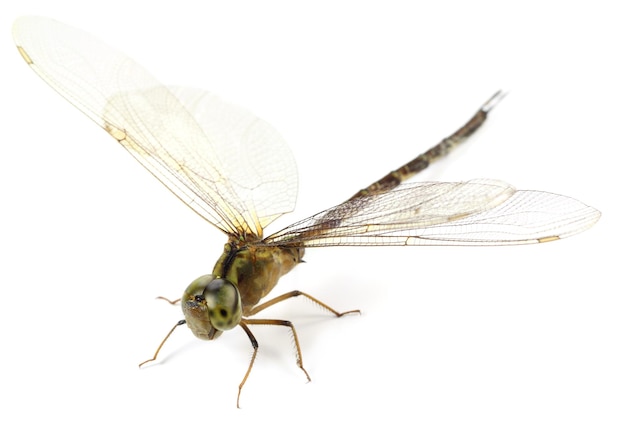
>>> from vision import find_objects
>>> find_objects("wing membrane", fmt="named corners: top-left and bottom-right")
top-left (14, 17), bottom-right (600, 248)
top-left (264, 180), bottom-right (600, 246)
top-left (13, 16), bottom-right (297, 237)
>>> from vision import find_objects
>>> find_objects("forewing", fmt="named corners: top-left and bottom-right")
top-left (13, 16), bottom-right (297, 237)
top-left (264, 179), bottom-right (600, 246)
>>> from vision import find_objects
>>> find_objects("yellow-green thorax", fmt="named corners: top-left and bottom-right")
top-left (212, 243), bottom-right (304, 315)
top-left (181, 241), bottom-right (303, 341)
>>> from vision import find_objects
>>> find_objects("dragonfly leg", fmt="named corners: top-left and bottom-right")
top-left (349, 90), bottom-right (506, 200)
top-left (246, 290), bottom-right (360, 317)
top-left (237, 318), bottom-right (312, 408)
top-left (237, 322), bottom-right (258, 409)
top-left (138, 319), bottom-right (186, 367)
top-left (233, 292), bottom-right (358, 407)
top-left (155, 296), bottom-right (180, 305)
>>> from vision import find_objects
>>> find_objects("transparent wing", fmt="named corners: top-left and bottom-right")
top-left (264, 179), bottom-right (601, 246)
top-left (13, 16), bottom-right (297, 238)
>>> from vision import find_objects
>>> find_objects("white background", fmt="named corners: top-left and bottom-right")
top-left (0, 1), bottom-right (622, 420)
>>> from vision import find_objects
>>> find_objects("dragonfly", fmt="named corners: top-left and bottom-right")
top-left (13, 16), bottom-right (600, 407)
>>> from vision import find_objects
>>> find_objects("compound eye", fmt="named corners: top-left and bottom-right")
top-left (203, 278), bottom-right (242, 331)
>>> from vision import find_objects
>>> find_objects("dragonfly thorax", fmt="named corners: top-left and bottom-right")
top-left (181, 243), bottom-right (303, 340)
top-left (211, 242), bottom-right (304, 315)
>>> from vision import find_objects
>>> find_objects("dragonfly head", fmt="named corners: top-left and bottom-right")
top-left (181, 274), bottom-right (243, 340)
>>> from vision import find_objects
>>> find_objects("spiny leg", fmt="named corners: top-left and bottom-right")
top-left (246, 290), bottom-right (361, 317)
top-left (235, 292), bottom-right (358, 407)
top-left (155, 296), bottom-right (180, 305)
top-left (237, 322), bottom-right (259, 409)
top-left (349, 90), bottom-right (506, 200)
top-left (237, 318), bottom-right (311, 408)
top-left (138, 320), bottom-right (186, 368)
